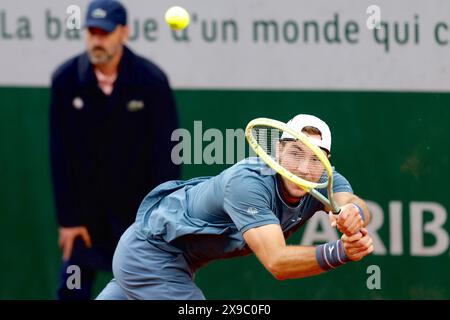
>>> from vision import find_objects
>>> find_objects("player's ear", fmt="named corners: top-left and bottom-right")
top-left (276, 141), bottom-right (282, 161)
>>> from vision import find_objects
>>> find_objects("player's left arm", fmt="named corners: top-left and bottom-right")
top-left (329, 192), bottom-right (371, 235)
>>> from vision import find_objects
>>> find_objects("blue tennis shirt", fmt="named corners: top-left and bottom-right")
top-left (134, 157), bottom-right (353, 270)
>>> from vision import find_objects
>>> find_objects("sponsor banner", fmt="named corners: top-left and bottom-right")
top-left (1, 0), bottom-right (450, 90)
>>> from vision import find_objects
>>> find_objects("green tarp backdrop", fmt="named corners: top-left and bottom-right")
top-left (0, 87), bottom-right (448, 299)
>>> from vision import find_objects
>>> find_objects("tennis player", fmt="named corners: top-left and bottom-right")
top-left (97, 114), bottom-right (374, 300)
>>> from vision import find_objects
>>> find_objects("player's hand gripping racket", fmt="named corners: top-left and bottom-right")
top-left (245, 117), bottom-right (341, 215)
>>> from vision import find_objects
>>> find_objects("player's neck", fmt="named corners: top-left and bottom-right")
top-left (94, 47), bottom-right (123, 76)
top-left (277, 176), bottom-right (301, 206)
top-left (281, 191), bottom-right (301, 206)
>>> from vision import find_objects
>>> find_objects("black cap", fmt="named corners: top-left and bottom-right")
top-left (85, 0), bottom-right (127, 33)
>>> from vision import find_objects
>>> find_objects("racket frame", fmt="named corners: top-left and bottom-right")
top-left (245, 117), bottom-right (340, 214)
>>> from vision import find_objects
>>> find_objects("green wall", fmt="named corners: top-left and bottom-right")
top-left (0, 87), bottom-right (448, 299)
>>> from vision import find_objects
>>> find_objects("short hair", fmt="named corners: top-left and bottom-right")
top-left (279, 126), bottom-right (329, 155)
top-left (301, 126), bottom-right (322, 138)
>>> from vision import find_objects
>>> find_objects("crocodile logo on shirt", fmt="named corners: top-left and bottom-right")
top-left (127, 100), bottom-right (145, 112)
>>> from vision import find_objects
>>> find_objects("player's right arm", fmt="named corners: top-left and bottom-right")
top-left (224, 171), bottom-right (373, 279)
top-left (243, 224), bottom-right (322, 280)
top-left (243, 223), bottom-right (373, 280)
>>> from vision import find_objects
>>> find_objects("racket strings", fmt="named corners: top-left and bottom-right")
top-left (252, 126), bottom-right (328, 184)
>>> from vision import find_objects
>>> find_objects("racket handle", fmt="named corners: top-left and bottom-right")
top-left (332, 208), bottom-right (363, 236)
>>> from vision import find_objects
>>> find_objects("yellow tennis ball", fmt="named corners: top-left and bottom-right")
top-left (165, 6), bottom-right (190, 31)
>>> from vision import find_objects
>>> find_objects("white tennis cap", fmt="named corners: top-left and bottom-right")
top-left (282, 114), bottom-right (332, 153)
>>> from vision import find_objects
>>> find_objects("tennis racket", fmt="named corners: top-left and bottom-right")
top-left (245, 117), bottom-right (341, 214)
